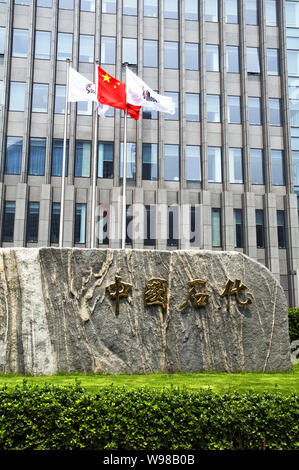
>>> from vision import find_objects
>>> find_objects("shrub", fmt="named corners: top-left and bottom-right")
top-left (289, 308), bottom-right (299, 342)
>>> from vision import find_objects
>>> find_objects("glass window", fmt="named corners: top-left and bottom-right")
top-left (144, 40), bottom-right (158, 67)
top-left (248, 97), bottom-right (262, 125)
top-left (266, 0), bottom-right (278, 26)
top-left (144, 0), bottom-right (158, 17)
top-left (256, 210), bottom-right (265, 249)
top-left (164, 0), bottom-right (178, 19)
top-left (229, 148), bottom-right (243, 183)
top-left (272, 150), bottom-right (284, 185)
top-left (59, 0), bottom-right (74, 9)
top-left (37, 0), bottom-right (53, 6)
top-left (212, 208), bottom-right (222, 247)
top-left (98, 142), bottom-right (114, 178)
top-left (185, 0), bottom-right (198, 20)
top-left (77, 100), bottom-right (92, 116)
top-left (0, 27), bottom-right (5, 55)
top-left (292, 151), bottom-right (299, 186)
top-left (102, 0), bottom-right (116, 13)
top-left (57, 33), bottom-right (73, 61)
top-left (144, 205), bottom-right (156, 246)
top-left (164, 144), bottom-right (179, 181)
top-left (225, 0), bottom-right (238, 24)
top-left (2, 202), bottom-right (16, 243)
top-left (0, 81), bottom-right (3, 107)
top-left (52, 139), bottom-right (69, 176)
top-left (32, 83), bottom-right (49, 113)
top-left (247, 47), bottom-right (260, 73)
top-left (286, 1), bottom-right (299, 28)
top-left (269, 98), bottom-right (282, 126)
top-left (207, 95), bottom-right (221, 122)
top-left (54, 85), bottom-right (70, 114)
top-left (5, 137), bottom-right (22, 175)
top-left (206, 45), bottom-right (219, 72)
top-left (288, 51), bottom-right (299, 76)
top-left (246, 0), bottom-right (258, 25)
top-left (101, 36), bottom-right (116, 64)
top-left (120, 142), bottom-right (136, 179)
top-left (122, 38), bottom-right (137, 64)
top-left (167, 206), bottom-right (179, 247)
top-left (80, 0), bottom-right (95, 11)
top-left (14, 1), bottom-right (29, 5)
top-left (98, 205), bottom-right (109, 246)
top-left (208, 147), bottom-right (222, 183)
top-left (234, 209), bottom-right (243, 248)
top-left (142, 143), bottom-right (158, 180)
top-left (75, 141), bottom-right (91, 177)
top-left (227, 96), bottom-right (241, 124)
top-left (28, 138), bottom-right (46, 176)
top-left (186, 93), bottom-right (200, 121)
top-left (26, 202), bottom-right (39, 243)
top-left (79, 35), bottom-right (94, 63)
top-left (250, 149), bottom-right (264, 184)
top-left (186, 145), bottom-right (201, 182)
top-left (226, 46), bottom-right (239, 73)
top-left (185, 43), bottom-right (199, 70)
top-left (267, 49), bottom-right (279, 75)
top-left (164, 41), bottom-right (179, 69)
top-left (205, 0), bottom-right (218, 22)
top-left (164, 92), bottom-right (179, 120)
top-left (35, 31), bottom-right (51, 59)
top-left (9, 82), bottom-right (26, 111)
top-left (74, 204), bottom-right (86, 244)
top-left (12, 29), bottom-right (28, 58)
top-left (290, 99), bottom-right (299, 127)
top-left (123, 0), bottom-right (137, 15)
top-left (277, 211), bottom-right (286, 249)
top-left (50, 203), bottom-right (60, 244)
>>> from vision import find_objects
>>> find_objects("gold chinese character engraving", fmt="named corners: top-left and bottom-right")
top-left (220, 278), bottom-right (252, 311)
top-left (179, 279), bottom-right (210, 312)
top-left (106, 276), bottom-right (132, 315)
top-left (144, 278), bottom-right (168, 311)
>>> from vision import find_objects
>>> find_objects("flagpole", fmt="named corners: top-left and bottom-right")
top-left (122, 63), bottom-right (128, 250)
top-left (59, 58), bottom-right (70, 248)
top-left (91, 60), bottom-right (99, 249)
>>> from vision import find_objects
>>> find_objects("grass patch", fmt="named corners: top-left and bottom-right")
top-left (0, 364), bottom-right (298, 395)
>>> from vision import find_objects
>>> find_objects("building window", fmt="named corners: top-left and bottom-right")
top-left (35, 31), bottom-right (51, 59)
top-left (185, 0), bottom-right (198, 20)
top-left (164, 41), bottom-right (179, 69)
top-left (12, 29), bottom-right (28, 58)
top-left (101, 36), bottom-right (116, 64)
top-left (167, 206), bottom-right (179, 247)
top-left (79, 35), bottom-right (94, 63)
top-left (52, 139), bottom-right (69, 176)
top-left (98, 206), bottom-right (109, 246)
top-left (32, 84), bottom-right (49, 113)
top-left (126, 205), bottom-right (133, 245)
top-left (26, 202), bottom-right (39, 243)
top-left (144, 40), bottom-right (158, 67)
top-left (54, 85), bottom-right (70, 114)
top-left (144, 0), bottom-right (158, 17)
top-left (269, 98), bottom-right (282, 126)
top-left (142, 143), bottom-right (158, 180)
top-left (0, 27), bottom-right (5, 57)
top-left (227, 96), bottom-right (241, 124)
top-left (293, 151), bottom-right (299, 186)
top-left (246, 0), bottom-right (258, 25)
top-left (186, 145), bottom-right (201, 182)
top-left (122, 38), bottom-right (137, 65)
top-left (102, 0), bottom-right (116, 13)
top-left (143, 107), bottom-right (158, 119)
top-left (28, 138), bottom-right (46, 176)
top-left (74, 204), bottom-right (87, 244)
top-left (80, 0), bottom-right (95, 11)
top-left (57, 33), bottom-right (73, 61)
top-left (144, 205), bottom-right (156, 246)
top-left (212, 208), bottom-right (222, 247)
top-left (205, 0), bottom-right (218, 22)
top-left (164, 144), bottom-right (179, 181)
top-left (250, 149), bottom-right (264, 185)
top-left (9, 82), bottom-right (26, 111)
top-left (120, 143), bottom-right (136, 179)
top-left (206, 45), bottom-right (219, 72)
top-left (190, 205), bottom-right (196, 244)
top-left (164, 92), bottom-right (179, 120)
top-left (272, 150), bottom-right (285, 186)
top-left (277, 211), bottom-right (286, 249)
top-left (123, 0), bottom-right (137, 15)
top-left (225, 0), bottom-right (238, 24)
top-left (37, 0), bottom-right (52, 5)
top-left (98, 142), bottom-right (114, 178)
top-left (59, 0), bottom-right (74, 9)
top-left (185, 43), bottom-right (199, 70)
top-left (234, 209), bottom-right (243, 248)
top-left (75, 141), bottom-right (91, 178)
top-left (229, 148), bottom-right (243, 184)
top-left (267, 49), bottom-right (279, 75)
top-left (256, 210), bottom-right (265, 249)
top-left (208, 147), bottom-right (222, 183)
top-left (5, 137), bottom-right (22, 175)
top-left (186, 93), bottom-right (200, 121)
top-left (266, 0), bottom-right (278, 26)
top-left (207, 95), bottom-right (221, 122)
top-left (248, 97), bottom-right (262, 125)
top-left (50, 203), bottom-right (60, 244)
top-left (286, 1), bottom-right (299, 28)
top-left (226, 46), bottom-right (240, 73)
top-left (164, 0), bottom-right (178, 19)
top-left (287, 50), bottom-right (299, 76)
top-left (2, 202), bottom-right (16, 243)
top-left (247, 47), bottom-right (261, 74)
top-left (290, 99), bottom-right (299, 127)
top-left (77, 100), bottom-right (92, 116)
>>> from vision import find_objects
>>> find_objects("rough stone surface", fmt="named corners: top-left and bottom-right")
top-left (0, 248), bottom-right (292, 375)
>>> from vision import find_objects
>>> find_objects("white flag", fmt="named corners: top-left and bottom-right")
top-left (126, 68), bottom-right (175, 115)
top-left (68, 67), bottom-right (98, 103)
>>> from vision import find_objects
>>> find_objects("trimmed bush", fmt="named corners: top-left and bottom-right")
top-left (0, 382), bottom-right (298, 450)
top-left (289, 308), bottom-right (299, 342)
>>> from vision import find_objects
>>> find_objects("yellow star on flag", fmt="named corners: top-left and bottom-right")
top-left (102, 73), bottom-right (111, 83)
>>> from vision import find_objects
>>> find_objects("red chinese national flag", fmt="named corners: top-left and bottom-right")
top-left (97, 67), bottom-right (126, 110)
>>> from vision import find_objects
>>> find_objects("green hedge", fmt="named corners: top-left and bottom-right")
top-left (0, 383), bottom-right (298, 450)
top-left (289, 308), bottom-right (299, 342)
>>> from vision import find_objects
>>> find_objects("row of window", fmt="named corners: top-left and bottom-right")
top-left (1, 199), bottom-right (288, 251)
top-left (4, 137), bottom-right (292, 186)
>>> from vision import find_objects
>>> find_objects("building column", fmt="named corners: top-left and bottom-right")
top-left (38, 184), bottom-right (51, 247)
top-left (285, 193), bottom-right (299, 306)
top-left (221, 191), bottom-right (234, 251)
top-left (14, 183), bottom-right (28, 247)
top-left (243, 192), bottom-right (257, 260)
top-left (202, 190), bottom-right (212, 250)
top-left (132, 187), bottom-right (144, 249)
top-left (63, 185), bottom-right (75, 247)
top-left (264, 193), bottom-right (280, 281)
